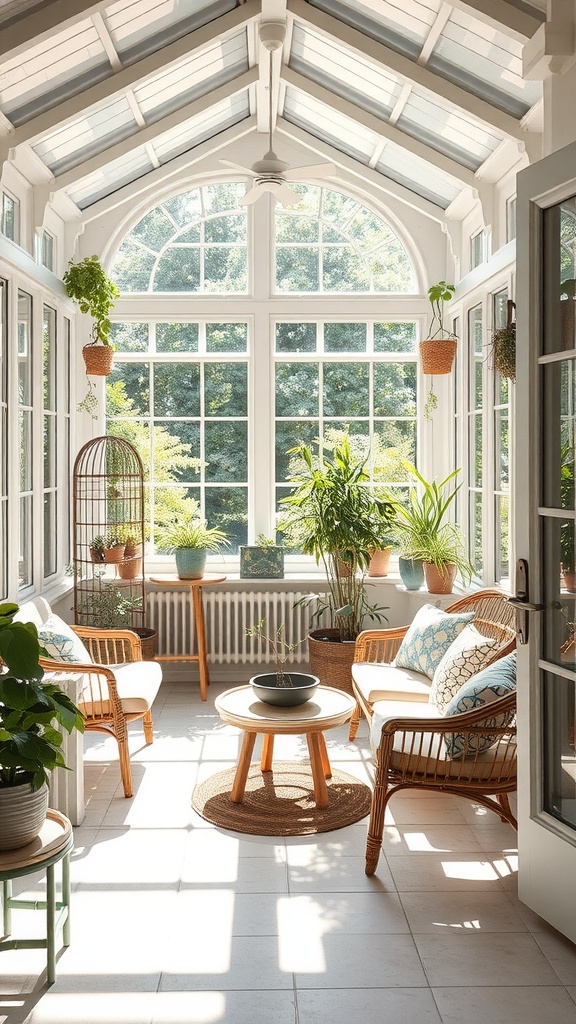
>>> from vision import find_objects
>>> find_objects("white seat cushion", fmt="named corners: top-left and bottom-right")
top-left (352, 662), bottom-right (432, 705)
top-left (79, 659), bottom-right (162, 718)
top-left (370, 699), bottom-right (443, 756)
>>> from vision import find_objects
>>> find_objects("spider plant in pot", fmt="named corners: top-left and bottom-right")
top-left (278, 435), bottom-right (389, 693)
top-left (245, 618), bottom-right (317, 706)
top-left (157, 518), bottom-right (229, 579)
top-left (408, 523), bottom-right (473, 595)
top-left (0, 601), bottom-right (84, 850)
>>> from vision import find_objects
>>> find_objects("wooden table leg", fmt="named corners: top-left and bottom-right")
top-left (230, 731), bottom-right (257, 803)
top-left (317, 731), bottom-right (332, 779)
top-left (261, 733), bottom-right (274, 772)
top-left (306, 732), bottom-right (329, 808)
top-left (192, 585), bottom-right (209, 701)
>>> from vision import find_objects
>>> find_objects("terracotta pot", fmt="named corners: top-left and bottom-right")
top-left (419, 339), bottom-right (457, 374)
top-left (368, 547), bottom-right (392, 577)
top-left (562, 571), bottom-right (576, 593)
top-left (424, 561), bottom-right (457, 594)
top-left (118, 556), bottom-right (142, 580)
top-left (103, 544), bottom-right (126, 563)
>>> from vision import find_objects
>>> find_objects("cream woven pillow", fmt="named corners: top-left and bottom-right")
top-left (429, 624), bottom-right (498, 714)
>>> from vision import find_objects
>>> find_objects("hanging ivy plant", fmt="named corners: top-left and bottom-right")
top-left (490, 300), bottom-right (516, 382)
top-left (63, 255), bottom-right (119, 347)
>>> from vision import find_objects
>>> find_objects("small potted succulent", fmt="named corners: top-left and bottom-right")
top-left (420, 280), bottom-right (458, 374)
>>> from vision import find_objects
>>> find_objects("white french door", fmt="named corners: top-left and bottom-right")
top-left (516, 140), bottom-right (576, 941)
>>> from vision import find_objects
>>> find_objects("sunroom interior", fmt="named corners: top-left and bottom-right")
top-left (4, 1), bottom-right (576, 1022)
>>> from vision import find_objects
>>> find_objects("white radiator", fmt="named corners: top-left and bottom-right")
top-left (147, 588), bottom-right (330, 665)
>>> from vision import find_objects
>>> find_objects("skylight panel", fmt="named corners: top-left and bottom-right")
top-left (104, 0), bottom-right (237, 63)
top-left (398, 90), bottom-right (503, 171)
top-left (32, 98), bottom-right (137, 176)
top-left (309, 0), bottom-right (434, 56)
top-left (66, 149), bottom-right (154, 209)
top-left (284, 89), bottom-right (380, 163)
top-left (154, 94), bottom-right (249, 163)
top-left (376, 143), bottom-right (461, 208)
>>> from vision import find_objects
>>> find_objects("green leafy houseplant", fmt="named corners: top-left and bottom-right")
top-left (63, 255), bottom-right (120, 348)
top-left (158, 517), bottom-right (229, 580)
top-left (0, 602), bottom-right (84, 791)
top-left (78, 583), bottom-right (143, 630)
top-left (420, 280), bottom-right (457, 376)
top-left (278, 435), bottom-right (389, 643)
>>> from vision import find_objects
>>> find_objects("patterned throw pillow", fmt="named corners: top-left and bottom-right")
top-left (37, 614), bottom-right (92, 664)
top-left (394, 604), bottom-right (475, 679)
top-left (443, 653), bottom-right (517, 758)
top-left (429, 624), bottom-right (498, 714)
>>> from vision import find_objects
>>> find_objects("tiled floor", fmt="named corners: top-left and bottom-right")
top-left (3, 676), bottom-right (576, 1024)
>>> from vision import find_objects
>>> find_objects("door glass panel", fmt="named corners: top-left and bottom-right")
top-left (543, 671), bottom-right (576, 828)
top-left (544, 199), bottom-right (576, 355)
top-left (542, 360), bottom-right (576, 510)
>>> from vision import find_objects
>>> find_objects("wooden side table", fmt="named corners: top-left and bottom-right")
top-left (215, 685), bottom-right (356, 808)
top-left (149, 574), bottom-right (226, 701)
top-left (0, 809), bottom-right (73, 985)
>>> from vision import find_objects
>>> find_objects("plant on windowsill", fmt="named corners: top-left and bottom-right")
top-left (240, 533), bottom-right (285, 579)
top-left (0, 601), bottom-right (84, 850)
top-left (277, 434), bottom-right (389, 694)
top-left (245, 618), bottom-right (317, 706)
top-left (420, 281), bottom-right (457, 375)
top-left (157, 518), bottom-right (229, 580)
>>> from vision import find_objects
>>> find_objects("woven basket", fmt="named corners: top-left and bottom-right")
top-left (419, 338), bottom-right (457, 374)
top-left (132, 627), bottom-right (158, 660)
top-left (83, 344), bottom-right (114, 376)
top-left (307, 628), bottom-right (356, 696)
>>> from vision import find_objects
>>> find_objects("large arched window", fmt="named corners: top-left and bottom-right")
top-left (107, 182), bottom-right (420, 555)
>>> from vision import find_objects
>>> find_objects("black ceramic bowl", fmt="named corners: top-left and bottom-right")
top-left (250, 672), bottom-right (320, 707)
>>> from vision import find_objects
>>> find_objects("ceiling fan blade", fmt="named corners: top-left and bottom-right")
top-left (284, 162), bottom-right (337, 181)
top-left (220, 158), bottom-right (256, 177)
top-left (238, 185), bottom-right (265, 206)
top-left (267, 182), bottom-right (302, 207)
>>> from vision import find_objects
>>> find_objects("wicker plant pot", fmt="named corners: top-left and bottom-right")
top-left (132, 626), bottom-right (158, 660)
top-left (424, 561), bottom-right (457, 595)
top-left (82, 343), bottom-right (114, 376)
top-left (419, 339), bottom-right (457, 374)
top-left (307, 628), bottom-right (356, 695)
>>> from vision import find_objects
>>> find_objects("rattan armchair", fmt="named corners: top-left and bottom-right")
top-left (349, 589), bottom-right (517, 740)
top-left (40, 626), bottom-right (162, 798)
top-left (365, 691), bottom-right (517, 876)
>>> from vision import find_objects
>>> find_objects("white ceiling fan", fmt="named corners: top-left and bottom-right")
top-left (221, 23), bottom-right (336, 207)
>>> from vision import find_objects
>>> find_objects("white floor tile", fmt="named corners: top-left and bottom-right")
top-left (414, 931), bottom-right (560, 987)
top-left (432, 985), bottom-right (576, 1024)
top-left (296, 988), bottom-right (442, 1024)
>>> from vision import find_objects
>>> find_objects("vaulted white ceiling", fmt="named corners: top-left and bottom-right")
top-left (0, 0), bottom-right (546, 224)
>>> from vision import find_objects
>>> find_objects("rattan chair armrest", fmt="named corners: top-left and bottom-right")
top-left (354, 626), bottom-right (409, 663)
top-left (377, 692), bottom-right (516, 743)
top-left (71, 626), bottom-right (142, 664)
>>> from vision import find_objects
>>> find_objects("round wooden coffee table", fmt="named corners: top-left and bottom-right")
top-left (215, 684), bottom-right (356, 808)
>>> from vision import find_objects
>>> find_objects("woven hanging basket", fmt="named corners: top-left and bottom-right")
top-left (82, 343), bottom-right (114, 376)
top-left (419, 338), bottom-right (457, 374)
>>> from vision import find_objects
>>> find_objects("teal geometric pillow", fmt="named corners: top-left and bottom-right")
top-left (394, 604), bottom-right (475, 679)
top-left (443, 653), bottom-right (517, 759)
top-left (37, 614), bottom-right (92, 664)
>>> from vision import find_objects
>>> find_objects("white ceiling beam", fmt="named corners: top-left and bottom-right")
top-left (442, 0), bottom-right (544, 42)
top-left (1, 0), bottom-right (260, 151)
top-left (277, 119), bottom-right (448, 224)
top-left (79, 117), bottom-right (258, 224)
top-left (287, 0), bottom-right (529, 140)
top-left (92, 10), bottom-right (122, 73)
top-left (418, 3), bottom-right (452, 66)
top-left (282, 67), bottom-right (476, 187)
top-left (0, 0), bottom-right (109, 60)
top-left (50, 69), bottom-right (258, 191)
top-left (388, 82), bottom-right (412, 126)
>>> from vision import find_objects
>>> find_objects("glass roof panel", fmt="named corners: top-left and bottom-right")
top-left (290, 23), bottom-right (402, 119)
top-left (67, 149), bottom-right (155, 210)
top-left (134, 30), bottom-right (248, 122)
top-left (32, 98), bottom-right (137, 175)
top-left (104, 0), bottom-right (238, 64)
top-left (375, 142), bottom-right (460, 208)
top-left (309, 0), bottom-right (436, 57)
top-left (398, 88), bottom-right (503, 171)
top-left (154, 94), bottom-right (249, 163)
top-left (0, 19), bottom-right (109, 125)
top-left (429, 8), bottom-right (542, 117)
top-left (283, 88), bottom-right (381, 163)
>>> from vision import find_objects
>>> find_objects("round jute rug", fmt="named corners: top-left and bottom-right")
top-left (192, 761), bottom-right (372, 836)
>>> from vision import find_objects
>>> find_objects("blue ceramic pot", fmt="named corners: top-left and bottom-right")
top-left (175, 547), bottom-right (207, 580)
top-left (398, 556), bottom-right (424, 591)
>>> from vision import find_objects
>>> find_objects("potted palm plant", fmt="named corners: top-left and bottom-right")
top-left (420, 280), bottom-right (457, 374)
top-left (390, 460), bottom-right (472, 594)
top-left (158, 518), bottom-right (229, 579)
top-left (278, 435), bottom-right (388, 693)
top-left (0, 602), bottom-right (84, 850)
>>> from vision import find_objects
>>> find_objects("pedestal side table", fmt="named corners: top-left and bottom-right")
top-left (0, 809), bottom-right (73, 984)
top-left (215, 685), bottom-right (356, 808)
top-left (149, 574), bottom-right (226, 701)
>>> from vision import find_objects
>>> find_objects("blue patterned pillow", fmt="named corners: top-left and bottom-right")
top-left (443, 653), bottom-right (517, 758)
top-left (38, 614), bottom-right (92, 664)
top-left (394, 604), bottom-right (475, 679)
